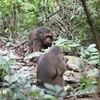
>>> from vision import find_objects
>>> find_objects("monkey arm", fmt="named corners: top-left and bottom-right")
top-left (52, 76), bottom-right (64, 86)
top-left (56, 57), bottom-right (67, 76)
top-left (32, 40), bottom-right (42, 52)
top-left (57, 65), bottom-right (66, 76)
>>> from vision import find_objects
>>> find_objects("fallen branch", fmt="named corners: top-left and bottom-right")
top-left (11, 40), bottom-right (27, 50)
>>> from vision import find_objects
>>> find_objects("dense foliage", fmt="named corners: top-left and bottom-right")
top-left (0, 0), bottom-right (100, 100)
top-left (0, 0), bottom-right (99, 39)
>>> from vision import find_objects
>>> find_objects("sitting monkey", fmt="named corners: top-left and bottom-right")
top-left (36, 45), bottom-right (68, 88)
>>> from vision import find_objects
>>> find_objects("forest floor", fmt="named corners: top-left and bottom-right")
top-left (0, 38), bottom-right (99, 100)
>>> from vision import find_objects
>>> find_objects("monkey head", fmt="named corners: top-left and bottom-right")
top-left (49, 45), bottom-right (63, 54)
top-left (38, 27), bottom-right (53, 47)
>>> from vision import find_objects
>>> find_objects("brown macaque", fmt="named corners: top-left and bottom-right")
top-left (36, 45), bottom-right (68, 88)
top-left (26, 27), bottom-right (53, 55)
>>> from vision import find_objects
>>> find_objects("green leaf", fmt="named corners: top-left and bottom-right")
top-left (70, 14), bottom-right (75, 20)
top-left (55, 85), bottom-right (63, 93)
top-left (89, 56), bottom-right (98, 60)
top-left (16, 92), bottom-right (27, 100)
top-left (30, 92), bottom-right (41, 99)
top-left (58, 91), bottom-right (67, 97)
top-left (80, 76), bottom-right (90, 86)
top-left (44, 83), bottom-right (55, 91)
top-left (46, 90), bottom-right (55, 96)
top-left (89, 59), bottom-right (98, 64)
top-left (39, 91), bottom-right (45, 97)
top-left (88, 44), bottom-right (96, 48)
top-left (84, 50), bottom-right (89, 55)
top-left (88, 68), bottom-right (99, 77)
top-left (88, 48), bottom-right (98, 52)
top-left (77, 6), bottom-right (82, 12)
top-left (10, 76), bottom-right (19, 83)
top-left (43, 94), bottom-right (55, 99)
top-left (90, 52), bottom-right (99, 55)
top-left (54, 37), bottom-right (67, 46)
top-left (31, 86), bottom-right (41, 92)
top-left (69, 43), bottom-right (80, 47)
top-left (4, 75), bottom-right (10, 82)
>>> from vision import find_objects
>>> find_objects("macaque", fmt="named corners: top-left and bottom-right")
top-left (26, 27), bottom-right (53, 55)
top-left (36, 45), bottom-right (68, 88)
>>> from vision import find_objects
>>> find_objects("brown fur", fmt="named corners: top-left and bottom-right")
top-left (37, 45), bottom-right (67, 88)
top-left (26, 27), bottom-right (53, 55)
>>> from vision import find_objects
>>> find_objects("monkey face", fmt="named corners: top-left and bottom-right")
top-left (37, 27), bottom-right (53, 47)
top-left (43, 34), bottom-right (53, 46)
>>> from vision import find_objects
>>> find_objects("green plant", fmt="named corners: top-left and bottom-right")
top-left (75, 76), bottom-right (97, 96)
top-left (30, 83), bottom-right (66, 100)
top-left (0, 55), bottom-right (66, 100)
top-left (80, 44), bottom-right (99, 64)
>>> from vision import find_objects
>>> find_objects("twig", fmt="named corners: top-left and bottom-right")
top-left (38, 5), bottom-right (68, 24)
top-left (11, 40), bottom-right (27, 50)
